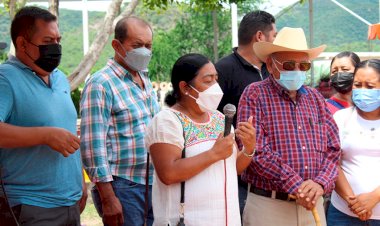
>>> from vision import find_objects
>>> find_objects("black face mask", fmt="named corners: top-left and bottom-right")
top-left (28, 42), bottom-right (62, 72)
top-left (330, 72), bottom-right (354, 94)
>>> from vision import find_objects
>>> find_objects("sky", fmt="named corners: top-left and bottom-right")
top-left (25, 0), bottom-right (299, 14)
top-left (260, 0), bottom-right (299, 15)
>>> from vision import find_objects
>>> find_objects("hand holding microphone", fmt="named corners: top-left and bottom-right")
top-left (210, 104), bottom-right (237, 161)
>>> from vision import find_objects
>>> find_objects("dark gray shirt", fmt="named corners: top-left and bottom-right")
top-left (216, 47), bottom-right (269, 126)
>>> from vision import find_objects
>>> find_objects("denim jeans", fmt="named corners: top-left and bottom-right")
top-left (92, 176), bottom-right (153, 226)
top-left (238, 177), bottom-right (248, 218)
top-left (327, 204), bottom-right (380, 226)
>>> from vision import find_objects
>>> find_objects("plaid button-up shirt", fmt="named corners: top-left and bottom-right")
top-left (80, 59), bottom-right (160, 184)
top-left (238, 75), bottom-right (341, 194)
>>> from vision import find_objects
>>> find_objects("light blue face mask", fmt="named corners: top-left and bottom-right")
top-left (352, 89), bottom-right (380, 112)
top-left (118, 41), bottom-right (152, 71)
top-left (272, 57), bottom-right (307, 91)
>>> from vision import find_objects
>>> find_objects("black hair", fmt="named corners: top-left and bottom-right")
top-left (11, 6), bottom-right (57, 49)
top-left (114, 16), bottom-right (152, 43)
top-left (354, 59), bottom-right (380, 81)
top-left (238, 10), bottom-right (275, 46)
top-left (330, 51), bottom-right (360, 69)
top-left (165, 53), bottom-right (210, 107)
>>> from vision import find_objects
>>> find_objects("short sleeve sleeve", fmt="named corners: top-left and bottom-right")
top-left (0, 75), bottom-right (13, 122)
top-left (145, 109), bottom-right (185, 151)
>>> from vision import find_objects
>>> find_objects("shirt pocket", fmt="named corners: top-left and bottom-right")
top-left (310, 123), bottom-right (326, 170)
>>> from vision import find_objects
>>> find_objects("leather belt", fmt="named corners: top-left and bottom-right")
top-left (250, 186), bottom-right (296, 202)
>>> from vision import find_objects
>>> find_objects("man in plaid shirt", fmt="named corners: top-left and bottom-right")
top-left (80, 17), bottom-right (159, 226)
top-left (238, 27), bottom-right (341, 226)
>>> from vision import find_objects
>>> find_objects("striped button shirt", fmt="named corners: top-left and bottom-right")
top-left (237, 75), bottom-right (341, 194)
top-left (80, 59), bottom-right (160, 184)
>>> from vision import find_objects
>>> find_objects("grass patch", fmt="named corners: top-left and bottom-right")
top-left (80, 183), bottom-right (103, 226)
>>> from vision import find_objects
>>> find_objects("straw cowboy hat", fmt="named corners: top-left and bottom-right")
top-left (253, 27), bottom-right (326, 62)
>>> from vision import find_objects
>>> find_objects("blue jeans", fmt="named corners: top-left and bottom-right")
top-left (238, 177), bottom-right (247, 220)
top-left (92, 176), bottom-right (154, 226)
top-left (327, 204), bottom-right (380, 226)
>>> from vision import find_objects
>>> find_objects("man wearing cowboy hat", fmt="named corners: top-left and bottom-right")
top-left (237, 27), bottom-right (341, 226)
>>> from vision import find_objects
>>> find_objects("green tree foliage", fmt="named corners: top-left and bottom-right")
top-left (1, 0), bottom-right (379, 83)
top-left (237, 0), bottom-right (266, 15)
top-left (0, 49), bottom-right (7, 63)
top-left (143, 0), bottom-right (246, 11)
top-left (145, 7), bottom-right (233, 82)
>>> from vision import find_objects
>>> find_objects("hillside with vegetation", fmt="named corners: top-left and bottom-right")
top-left (0, 0), bottom-right (379, 83)
top-left (276, 0), bottom-right (380, 52)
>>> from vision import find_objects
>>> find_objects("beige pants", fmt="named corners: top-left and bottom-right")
top-left (243, 192), bottom-right (327, 226)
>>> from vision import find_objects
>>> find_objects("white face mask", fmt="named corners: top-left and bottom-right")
top-left (117, 41), bottom-right (152, 71)
top-left (188, 83), bottom-right (224, 112)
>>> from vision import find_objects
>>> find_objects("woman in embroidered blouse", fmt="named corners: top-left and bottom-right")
top-left (326, 51), bottom-right (360, 114)
top-left (327, 59), bottom-right (380, 225)
top-left (145, 53), bottom-right (256, 226)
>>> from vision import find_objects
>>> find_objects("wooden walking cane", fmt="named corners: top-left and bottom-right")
top-left (289, 195), bottom-right (321, 226)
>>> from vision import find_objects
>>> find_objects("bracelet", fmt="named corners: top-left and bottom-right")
top-left (242, 148), bottom-right (255, 158)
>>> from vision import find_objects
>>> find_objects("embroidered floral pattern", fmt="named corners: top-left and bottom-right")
top-left (173, 111), bottom-right (225, 147)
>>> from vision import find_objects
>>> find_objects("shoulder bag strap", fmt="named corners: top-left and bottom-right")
top-left (144, 153), bottom-right (150, 226)
top-left (172, 111), bottom-right (186, 224)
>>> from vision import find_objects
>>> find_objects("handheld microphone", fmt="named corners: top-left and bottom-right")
top-left (223, 104), bottom-right (236, 137)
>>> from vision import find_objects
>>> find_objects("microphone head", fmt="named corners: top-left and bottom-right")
top-left (223, 104), bottom-right (236, 118)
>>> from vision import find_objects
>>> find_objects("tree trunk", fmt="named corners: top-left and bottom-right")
top-left (212, 10), bottom-right (219, 63)
top-left (68, 0), bottom-right (140, 90)
top-left (48, 0), bottom-right (59, 19)
top-left (8, 0), bottom-right (17, 19)
top-left (6, 0), bottom-right (27, 58)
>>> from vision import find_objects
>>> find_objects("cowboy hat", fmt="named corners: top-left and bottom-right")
top-left (253, 27), bottom-right (326, 62)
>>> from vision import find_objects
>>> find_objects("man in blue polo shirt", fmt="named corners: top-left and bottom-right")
top-left (0, 6), bottom-right (85, 225)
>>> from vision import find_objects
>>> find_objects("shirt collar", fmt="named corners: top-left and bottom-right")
top-left (7, 55), bottom-right (33, 71)
top-left (6, 55), bottom-right (59, 75)
top-left (233, 47), bottom-right (251, 67)
top-left (107, 58), bottom-right (130, 79)
top-left (269, 74), bottom-right (308, 99)
top-left (233, 47), bottom-right (268, 72)
top-left (107, 58), bottom-right (146, 83)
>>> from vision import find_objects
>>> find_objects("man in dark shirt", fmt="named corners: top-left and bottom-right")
top-left (216, 10), bottom-right (277, 216)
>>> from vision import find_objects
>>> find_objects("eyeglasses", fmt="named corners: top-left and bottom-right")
top-left (273, 58), bottom-right (311, 71)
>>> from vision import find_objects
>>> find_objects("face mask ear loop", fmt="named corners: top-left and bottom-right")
top-left (25, 49), bottom-right (37, 62)
top-left (185, 84), bottom-right (198, 101)
top-left (188, 84), bottom-right (200, 94)
top-left (116, 40), bottom-right (128, 58)
top-left (271, 56), bottom-right (282, 75)
top-left (24, 40), bottom-right (38, 62)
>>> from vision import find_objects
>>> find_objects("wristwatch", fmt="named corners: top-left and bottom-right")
top-left (242, 148), bottom-right (255, 158)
